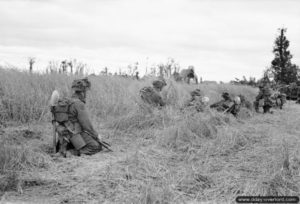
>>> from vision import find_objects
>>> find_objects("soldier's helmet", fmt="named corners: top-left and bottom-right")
top-left (152, 79), bottom-right (167, 90)
top-left (71, 78), bottom-right (91, 92)
top-left (222, 92), bottom-right (230, 99)
top-left (191, 89), bottom-right (201, 97)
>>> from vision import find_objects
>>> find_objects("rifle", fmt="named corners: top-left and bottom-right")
top-left (210, 101), bottom-right (223, 108)
top-left (83, 131), bottom-right (113, 152)
top-left (222, 102), bottom-right (235, 114)
top-left (51, 112), bottom-right (57, 153)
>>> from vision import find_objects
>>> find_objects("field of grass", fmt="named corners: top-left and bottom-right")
top-left (1, 67), bottom-right (300, 203)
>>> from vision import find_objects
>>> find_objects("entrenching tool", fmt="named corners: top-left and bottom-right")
top-left (49, 90), bottom-right (60, 153)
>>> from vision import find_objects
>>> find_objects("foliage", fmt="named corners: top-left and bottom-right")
top-left (269, 28), bottom-right (299, 85)
top-left (230, 76), bottom-right (257, 87)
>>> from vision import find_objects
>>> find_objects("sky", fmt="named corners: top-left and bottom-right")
top-left (0, 0), bottom-right (299, 82)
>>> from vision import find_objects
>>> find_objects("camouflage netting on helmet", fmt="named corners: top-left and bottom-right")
top-left (191, 89), bottom-right (201, 97)
top-left (152, 79), bottom-right (167, 90)
top-left (222, 92), bottom-right (230, 99)
top-left (140, 87), bottom-right (165, 107)
top-left (71, 78), bottom-right (91, 92)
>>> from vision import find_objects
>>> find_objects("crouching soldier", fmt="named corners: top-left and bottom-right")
top-left (254, 84), bottom-right (273, 113)
top-left (139, 79), bottom-right (167, 108)
top-left (182, 89), bottom-right (209, 112)
top-left (50, 78), bottom-right (103, 157)
top-left (210, 92), bottom-right (240, 117)
top-left (238, 94), bottom-right (253, 111)
top-left (271, 91), bottom-right (287, 109)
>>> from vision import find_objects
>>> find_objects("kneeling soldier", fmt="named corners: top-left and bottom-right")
top-left (51, 78), bottom-right (103, 157)
top-left (140, 79), bottom-right (167, 108)
top-left (210, 92), bottom-right (240, 117)
top-left (183, 89), bottom-right (209, 112)
top-left (254, 84), bottom-right (273, 113)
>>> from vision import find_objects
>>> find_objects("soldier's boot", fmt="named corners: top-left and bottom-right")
top-left (263, 105), bottom-right (272, 114)
top-left (56, 138), bottom-right (68, 158)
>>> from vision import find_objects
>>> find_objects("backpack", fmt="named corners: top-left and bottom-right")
top-left (51, 97), bottom-right (74, 124)
top-left (140, 87), bottom-right (165, 107)
top-left (50, 91), bottom-right (86, 151)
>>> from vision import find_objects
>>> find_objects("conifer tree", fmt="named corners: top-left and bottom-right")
top-left (270, 28), bottom-right (299, 84)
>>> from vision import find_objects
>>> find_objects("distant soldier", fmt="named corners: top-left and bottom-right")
top-left (271, 91), bottom-right (287, 109)
top-left (210, 92), bottom-right (240, 116)
top-left (296, 88), bottom-right (300, 104)
top-left (238, 94), bottom-right (253, 111)
top-left (182, 88), bottom-right (209, 112)
top-left (254, 84), bottom-right (273, 113)
top-left (139, 79), bottom-right (167, 108)
top-left (50, 78), bottom-right (105, 157)
top-left (135, 71), bottom-right (140, 80)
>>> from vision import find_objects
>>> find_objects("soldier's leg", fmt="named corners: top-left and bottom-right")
top-left (53, 136), bottom-right (67, 157)
top-left (263, 105), bottom-right (271, 113)
top-left (79, 132), bottom-right (102, 156)
top-left (253, 101), bottom-right (259, 112)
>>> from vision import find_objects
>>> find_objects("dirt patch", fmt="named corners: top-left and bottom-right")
top-left (21, 129), bottom-right (42, 140)
top-left (0, 128), bottom-right (43, 145)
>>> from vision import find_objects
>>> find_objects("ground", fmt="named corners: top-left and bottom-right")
top-left (1, 102), bottom-right (300, 204)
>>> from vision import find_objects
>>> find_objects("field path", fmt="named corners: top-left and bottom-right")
top-left (2, 102), bottom-right (300, 203)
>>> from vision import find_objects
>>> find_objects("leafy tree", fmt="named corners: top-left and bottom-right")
top-left (269, 28), bottom-right (299, 84)
top-left (28, 57), bottom-right (35, 73)
top-left (230, 76), bottom-right (257, 87)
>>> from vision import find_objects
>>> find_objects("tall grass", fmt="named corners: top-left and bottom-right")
top-left (0, 67), bottom-right (257, 124)
top-left (6, 67), bottom-right (294, 202)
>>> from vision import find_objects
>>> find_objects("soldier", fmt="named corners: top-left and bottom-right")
top-left (139, 79), bottom-right (167, 108)
top-left (210, 92), bottom-right (239, 116)
top-left (238, 94), bottom-right (253, 111)
top-left (271, 91), bottom-right (287, 109)
top-left (182, 89), bottom-right (209, 112)
top-left (51, 78), bottom-right (103, 157)
top-left (254, 84), bottom-right (273, 113)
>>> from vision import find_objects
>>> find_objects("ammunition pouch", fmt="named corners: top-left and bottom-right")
top-left (52, 105), bottom-right (69, 123)
top-left (70, 133), bottom-right (86, 150)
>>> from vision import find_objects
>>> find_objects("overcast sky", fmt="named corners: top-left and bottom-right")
top-left (0, 0), bottom-right (299, 82)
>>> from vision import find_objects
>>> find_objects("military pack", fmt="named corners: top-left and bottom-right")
top-left (51, 97), bottom-right (85, 150)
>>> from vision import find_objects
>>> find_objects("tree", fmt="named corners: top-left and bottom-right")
top-left (46, 60), bottom-right (59, 73)
top-left (269, 28), bottom-right (299, 84)
top-left (126, 62), bottom-right (139, 76)
top-left (28, 57), bottom-right (35, 73)
top-left (60, 60), bottom-right (68, 73)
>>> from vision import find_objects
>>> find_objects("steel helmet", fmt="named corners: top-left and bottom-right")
top-left (191, 89), bottom-right (201, 97)
top-left (71, 78), bottom-right (91, 92)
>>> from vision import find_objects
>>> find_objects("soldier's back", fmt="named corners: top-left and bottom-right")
top-left (140, 86), bottom-right (165, 107)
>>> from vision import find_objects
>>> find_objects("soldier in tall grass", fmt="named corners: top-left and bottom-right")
top-left (51, 78), bottom-right (103, 157)
top-left (210, 92), bottom-right (240, 117)
top-left (139, 79), bottom-right (167, 108)
top-left (238, 94), bottom-right (253, 111)
top-left (254, 84), bottom-right (273, 113)
top-left (182, 89), bottom-right (209, 112)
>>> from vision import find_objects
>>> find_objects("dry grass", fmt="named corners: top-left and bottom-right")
top-left (1, 67), bottom-right (299, 203)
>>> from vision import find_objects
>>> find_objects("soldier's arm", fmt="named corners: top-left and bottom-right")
top-left (210, 100), bottom-right (222, 108)
top-left (73, 102), bottom-right (98, 136)
top-left (256, 91), bottom-right (263, 100)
